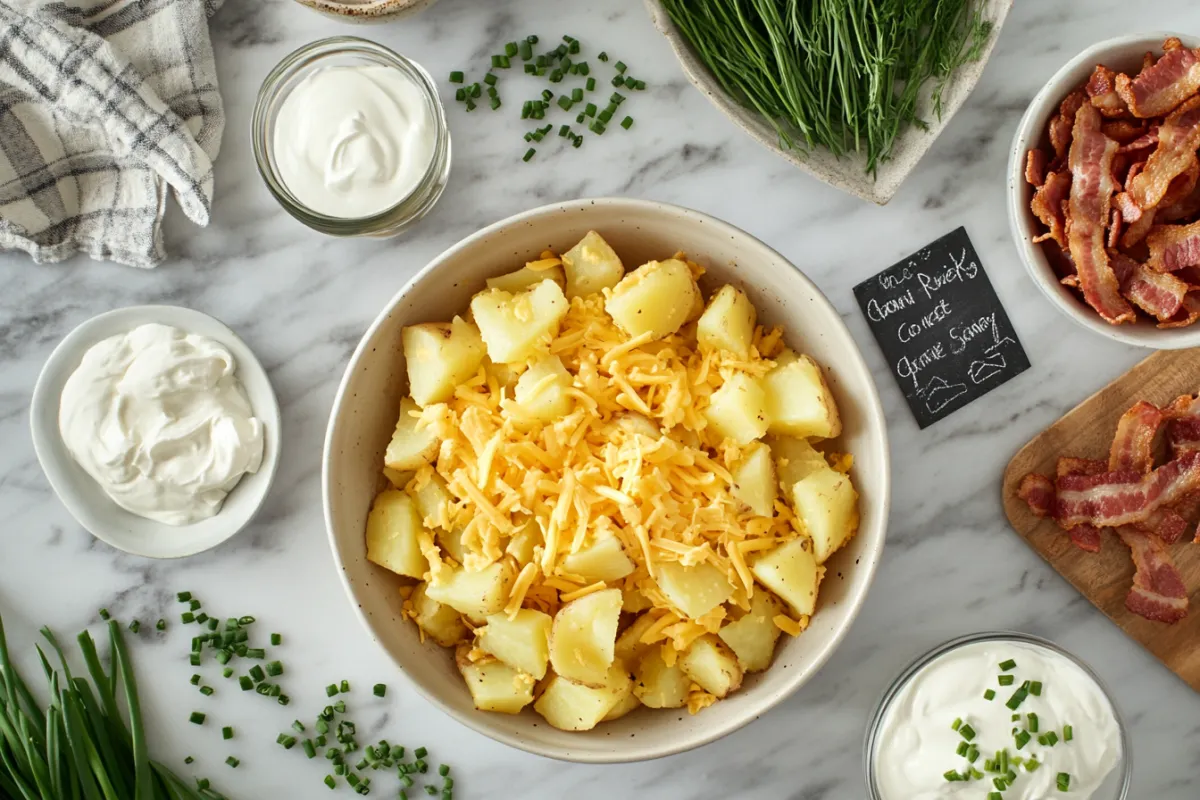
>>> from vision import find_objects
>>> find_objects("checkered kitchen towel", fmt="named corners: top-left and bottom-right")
top-left (0, 0), bottom-right (225, 269)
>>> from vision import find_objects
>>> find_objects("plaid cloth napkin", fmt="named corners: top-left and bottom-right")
top-left (0, 0), bottom-right (225, 268)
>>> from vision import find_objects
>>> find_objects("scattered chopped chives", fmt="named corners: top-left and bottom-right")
top-left (519, 40), bottom-right (532, 60)
top-left (586, 77), bottom-right (596, 91)
top-left (182, 612), bottom-right (195, 624)
top-left (189, 599), bottom-right (201, 611)
top-left (1006, 687), bottom-right (1029, 710)
top-left (469, 84), bottom-right (481, 99)
top-left (199, 686), bottom-right (214, 696)
top-left (189, 712), bottom-right (205, 725)
top-left (577, 62), bottom-right (590, 75)
top-left (999, 659), bottom-right (1016, 671)
top-left (250, 665), bottom-right (265, 683)
top-left (184, 756), bottom-right (194, 764)
top-left (239, 675), bottom-right (253, 690)
top-left (959, 724), bottom-right (976, 742)
top-left (1030, 681), bottom-right (1043, 696)
top-left (490, 55), bottom-right (504, 69)
top-left (983, 689), bottom-right (995, 701)
top-left (293, 720), bottom-right (306, 733)
top-left (126, 619), bottom-right (140, 633)
top-left (966, 745), bottom-right (979, 763)
top-left (401, 775), bottom-right (414, 788)
top-left (425, 787), bottom-right (437, 796)
top-left (523, 148), bottom-right (536, 162)
top-left (571, 87), bottom-right (583, 102)
top-left (177, 591), bottom-right (192, 602)
top-left (278, 694), bottom-right (290, 706)
top-left (189, 653), bottom-right (200, 666)
top-left (414, 747), bottom-right (428, 759)
top-left (277, 733), bottom-right (297, 750)
top-left (951, 718), bottom-right (963, 731)
top-left (542, 89), bottom-right (553, 101)
top-left (524, 63), bottom-right (536, 74)
top-left (484, 73), bottom-right (497, 87)
top-left (598, 108), bottom-right (613, 122)
top-left (190, 674), bottom-right (202, 685)
top-left (1026, 757), bottom-right (1041, 772)
top-left (615, 60), bottom-right (627, 73)
top-left (956, 741), bottom-right (968, 756)
top-left (266, 660), bottom-right (284, 677)
top-left (612, 75), bottom-right (624, 87)
top-left (550, 69), bottom-right (563, 83)
top-left (998, 674), bottom-right (1014, 686)
top-left (99, 608), bottom-right (111, 620)
top-left (1028, 713), bottom-right (1039, 732)
top-left (373, 683), bottom-right (387, 697)
top-left (207, 618), bottom-right (218, 631)
top-left (194, 613), bottom-right (208, 625)
top-left (568, 40), bottom-right (580, 54)
top-left (1014, 730), bottom-right (1031, 750)
top-left (1044, 731), bottom-right (1059, 746)
top-left (449, 71), bottom-right (464, 84)
top-left (334, 700), bottom-right (346, 714)
top-left (226, 756), bottom-right (239, 768)
top-left (598, 51), bottom-right (609, 61)
top-left (1063, 724), bottom-right (1073, 741)
top-left (585, 102), bottom-right (597, 117)
top-left (987, 792), bottom-right (1002, 800)
top-left (504, 42), bottom-right (518, 57)
top-left (1057, 772), bottom-right (1071, 791)
top-left (572, 135), bottom-right (583, 148)
top-left (557, 96), bottom-right (573, 111)
top-left (304, 739), bottom-right (317, 759)
top-left (223, 726), bottom-right (234, 740)
top-left (490, 96), bottom-right (502, 110)
top-left (589, 121), bottom-right (606, 134)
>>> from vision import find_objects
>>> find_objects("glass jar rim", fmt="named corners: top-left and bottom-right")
top-left (252, 36), bottom-right (450, 236)
top-left (861, 631), bottom-right (1132, 800)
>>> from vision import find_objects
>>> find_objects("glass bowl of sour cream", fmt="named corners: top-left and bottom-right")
top-left (865, 632), bottom-right (1131, 800)
top-left (253, 36), bottom-right (450, 237)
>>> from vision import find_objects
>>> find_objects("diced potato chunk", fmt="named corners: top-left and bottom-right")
top-left (792, 466), bottom-right (859, 564)
top-left (410, 582), bottom-right (468, 647)
top-left (614, 612), bottom-right (659, 668)
top-left (562, 532), bottom-right (635, 583)
top-left (655, 561), bottom-right (733, 620)
top-left (534, 665), bottom-right (631, 731)
top-left (632, 648), bottom-right (690, 709)
top-left (763, 350), bottom-right (842, 439)
top-left (548, 588), bottom-right (622, 687)
top-left (458, 651), bottom-right (535, 714)
top-left (402, 317), bottom-right (485, 407)
top-left (477, 609), bottom-right (553, 679)
top-left (424, 561), bottom-right (516, 621)
top-left (487, 264), bottom-right (566, 294)
top-left (470, 280), bottom-right (568, 364)
top-left (505, 520), bottom-right (539, 566)
top-left (605, 259), bottom-right (699, 341)
top-left (365, 490), bottom-right (428, 579)
top-left (411, 471), bottom-right (454, 530)
top-left (382, 467), bottom-right (412, 489)
top-left (751, 539), bottom-right (823, 617)
top-left (731, 441), bottom-right (777, 516)
top-left (561, 231), bottom-right (624, 298)
top-left (514, 356), bottom-right (573, 422)
top-left (704, 373), bottom-right (769, 445)
top-left (484, 358), bottom-right (521, 390)
top-left (697, 285), bottom-right (756, 358)
top-left (601, 689), bottom-right (642, 722)
top-left (718, 590), bottom-right (784, 672)
top-left (436, 527), bottom-right (468, 565)
top-left (678, 634), bottom-right (743, 698)
top-left (384, 398), bottom-right (439, 471)
top-left (768, 435), bottom-right (828, 492)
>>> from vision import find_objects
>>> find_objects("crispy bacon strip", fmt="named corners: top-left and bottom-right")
top-left (1050, 90), bottom-right (1088, 161)
top-left (1112, 251), bottom-right (1188, 320)
top-left (1161, 179), bottom-right (1200, 223)
top-left (1087, 64), bottom-right (1129, 117)
top-left (1056, 451), bottom-right (1200, 528)
top-left (1103, 119), bottom-right (1149, 144)
top-left (1109, 400), bottom-right (1164, 471)
top-left (1166, 393), bottom-right (1200, 458)
top-left (1067, 104), bottom-right (1134, 323)
top-left (1158, 291), bottom-right (1200, 328)
top-left (1117, 528), bottom-right (1189, 623)
top-left (1069, 525), bottom-right (1104, 553)
top-left (1018, 473), bottom-right (1055, 517)
top-left (1117, 127), bottom-right (1158, 153)
top-left (1115, 44), bottom-right (1200, 118)
top-left (1128, 96), bottom-right (1200, 210)
top-left (1147, 220), bottom-right (1200, 272)
top-left (1030, 170), bottom-right (1071, 246)
top-left (1025, 149), bottom-right (1047, 188)
top-left (1113, 190), bottom-right (1143, 223)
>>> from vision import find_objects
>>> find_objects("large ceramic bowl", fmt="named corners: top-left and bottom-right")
top-left (645, 0), bottom-right (1013, 204)
top-left (1007, 33), bottom-right (1200, 349)
top-left (323, 198), bottom-right (891, 762)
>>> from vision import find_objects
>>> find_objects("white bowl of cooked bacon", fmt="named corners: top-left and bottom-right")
top-left (1010, 33), bottom-right (1200, 346)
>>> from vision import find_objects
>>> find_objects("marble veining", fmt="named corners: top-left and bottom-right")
top-left (1, 1), bottom-right (1198, 797)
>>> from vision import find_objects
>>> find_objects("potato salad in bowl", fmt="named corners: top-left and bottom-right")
top-left (364, 230), bottom-right (860, 731)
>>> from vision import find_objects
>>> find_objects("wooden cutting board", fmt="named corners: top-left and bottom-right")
top-left (1003, 349), bottom-right (1200, 692)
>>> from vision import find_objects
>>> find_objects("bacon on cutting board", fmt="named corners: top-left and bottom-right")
top-left (1147, 219), bottom-right (1200, 272)
top-left (1018, 471), bottom-right (1103, 553)
top-left (1128, 95), bottom-right (1200, 210)
top-left (1056, 451), bottom-right (1200, 528)
top-left (1067, 104), bottom-right (1134, 323)
top-left (1117, 528), bottom-right (1189, 623)
top-left (1115, 44), bottom-right (1200, 118)
top-left (1109, 400), bottom-right (1164, 472)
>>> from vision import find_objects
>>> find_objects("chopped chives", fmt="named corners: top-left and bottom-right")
top-left (226, 756), bottom-right (239, 768)
top-left (959, 724), bottom-right (976, 741)
top-left (1028, 712), bottom-right (1039, 732)
top-left (189, 653), bottom-right (200, 666)
top-left (199, 686), bottom-right (214, 696)
top-left (518, 40), bottom-right (532, 60)
top-left (207, 618), bottom-right (218, 631)
top-left (189, 599), bottom-right (201, 611)
top-left (484, 73), bottom-right (497, 86)
top-left (572, 87), bottom-right (584, 102)
top-left (182, 612), bottom-right (195, 624)
top-left (1026, 757), bottom-right (1041, 772)
top-left (414, 747), bottom-right (428, 759)
top-left (189, 712), bottom-right (205, 725)
top-left (524, 63), bottom-right (536, 74)
top-left (1057, 772), bottom-right (1071, 791)
top-left (586, 77), bottom-right (596, 91)
top-left (469, 84), bottom-right (481, 99)
top-left (128, 619), bottom-right (141, 633)
top-left (584, 103), bottom-right (597, 117)
top-left (983, 689), bottom-right (995, 701)
top-left (197, 778), bottom-right (209, 790)
top-left (526, 34), bottom-right (539, 44)
top-left (304, 739), bottom-right (317, 759)
top-left (425, 787), bottom-right (437, 796)
top-left (572, 135), bottom-right (583, 148)
top-left (491, 55), bottom-right (504, 69)
top-left (589, 121), bottom-right (605, 134)
top-left (998, 674), bottom-right (1014, 686)
top-left (956, 741), bottom-right (968, 756)
top-left (1030, 681), bottom-right (1043, 696)
top-left (951, 718), bottom-right (963, 731)
top-left (577, 62), bottom-right (589, 75)
top-left (987, 792), bottom-right (1001, 800)
top-left (449, 71), bottom-right (464, 83)
top-left (568, 40), bottom-right (580, 54)
top-left (561, 57), bottom-right (573, 72)
top-left (238, 675), bottom-right (253, 690)
top-left (99, 608), bottom-right (112, 620)
top-left (523, 148), bottom-right (535, 162)
top-left (278, 694), bottom-right (290, 706)
top-left (505, 42), bottom-right (518, 57)
top-left (557, 96), bottom-right (573, 111)
top-left (598, 51), bottom-right (609, 61)
top-left (194, 613), bottom-right (208, 625)
top-left (266, 660), bottom-right (284, 677)
top-left (993, 778), bottom-right (1007, 790)
top-left (277, 733), bottom-right (297, 749)
top-left (1014, 730), bottom-right (1031, 750)
top-left (1063, 724), bottom-right (1073, 741)
top-left (190, 674), bottom-right (202, 685)
top-left (334, 700), bottom-right (346, 713)
top-left (612, 75), bottom-right (623, 87)
top-left (177, 591), bottom-right (192, 602)
top-left (223, 726), bottom-right (234, 740)
top-left (966, 745), bottom-right (979, 763)
top-left (999, 659), bottom-right (1016, 671)
top-left (550, 69), bottom-right (563, 83)
top-left (249, 665), bottom-right (265, 683)
top-left (1005, 687), bottom-right (1029, 710)
top-left (615, 60), bottom-right (627, 73)
top-left (184, 756), bottom-right (194, 764)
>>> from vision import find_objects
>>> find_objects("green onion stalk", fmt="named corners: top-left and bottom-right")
top-left (0, 615), bottom-right (229, 800)
top-left (660, 0), bottom-right (994, 175)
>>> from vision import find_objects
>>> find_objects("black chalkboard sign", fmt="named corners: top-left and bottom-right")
top-left (853, 227), bottom-right (1030, 429)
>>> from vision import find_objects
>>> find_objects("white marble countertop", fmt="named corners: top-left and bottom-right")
top-left (2, 0), bottom-right (1198, 797)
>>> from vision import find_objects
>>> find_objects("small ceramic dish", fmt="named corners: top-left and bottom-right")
top-left (864, 631), bottom-right (1131, 800)
top-left (1007, 33), bottom-right (1200, 349)
top-left (291, 0), bottom-right (440, 24)
top-left (30, 306), bottom-right (282, 559)
top-left (645, 0), bottom-right (1013, 204)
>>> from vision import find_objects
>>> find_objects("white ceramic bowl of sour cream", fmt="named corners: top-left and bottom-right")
top-left (31, 306), bottom-right (282, 559)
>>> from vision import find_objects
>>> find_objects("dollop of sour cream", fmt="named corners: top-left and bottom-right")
top-left (874, 640), bottom-right (1121, 800)
top-left (273, 64), bottom-right (435, 218)
top-left (59, 323), bottom-right (264, 526)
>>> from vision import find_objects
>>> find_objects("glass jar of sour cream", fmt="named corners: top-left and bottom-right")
top-left (253, 37), bottom-right (450, 237)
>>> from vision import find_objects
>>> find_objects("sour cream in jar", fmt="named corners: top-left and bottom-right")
top-left (272, 62), bottom-right (436, 218)
top-left (58, 323), bottom-right (264, 526)
top-left (870, 638), bottom-right (1124, 800)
